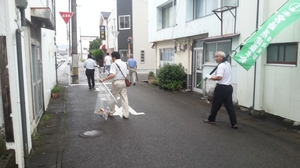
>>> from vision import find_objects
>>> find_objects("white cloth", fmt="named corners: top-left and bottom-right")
top-left (104, 55), bottom-right (112, 65)
top-left (84, 58), bottom-right (97, 69)
top-left (215, 61), bottom-right (232, 85)
top-left (110, 59), bottom-right (128, 80)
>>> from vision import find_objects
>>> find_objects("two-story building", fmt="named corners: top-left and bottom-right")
top-left (0, 0), bottom-right (57, 167)
top-left (105, 0), bottom-right (156, 73)
top-left (149, 0), bottom-right (300, 124)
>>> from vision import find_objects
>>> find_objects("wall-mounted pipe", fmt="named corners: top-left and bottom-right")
top-left (250, 0), bottom-right (260, 113)
top-left (16, 4), bottom-right (30, 167)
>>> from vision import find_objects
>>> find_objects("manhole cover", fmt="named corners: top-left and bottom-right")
top-left (79, 130), bottom-right (104, 138)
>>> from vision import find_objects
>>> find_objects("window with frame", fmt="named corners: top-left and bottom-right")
top-left (187, 0), bottom-right (238, 21)
top-left (204, 40), bottom-right (231, 63)
top-left (119, 15), bottom-right (130, 30)
top-left (161, 1), bottom-right (176, 29)
top-left (267, 43), bottom-right (297, 65)
top-left (160, 48), bottom-right (175, 66)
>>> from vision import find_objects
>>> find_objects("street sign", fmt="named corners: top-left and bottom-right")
top-left (100, 25), bottom-right (106, 40)
top-left (59, 12), bottom-right (74, 24)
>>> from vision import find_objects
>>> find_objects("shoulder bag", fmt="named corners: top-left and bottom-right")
top-left (115, 63), bottom-right (131, 87)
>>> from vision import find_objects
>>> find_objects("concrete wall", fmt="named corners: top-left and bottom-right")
top-left (0, 0), bottom-right (6, 135)
top-left (3, 0), bottom-right (26, 167)
top-left (0, 0), bottom-right (57, 167)
top-left (132, 0), bottom-right (156, 73)
top-left (236, 0), bottom-right (300, 122)
top-left (41, 28), bottom-right (57, 110)
top-left (148, 0), bottom-right (236, 42)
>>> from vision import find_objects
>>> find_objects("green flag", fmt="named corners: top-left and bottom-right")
top-left (233, 0), bottom-right (300, 70)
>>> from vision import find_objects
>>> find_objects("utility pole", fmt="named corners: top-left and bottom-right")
top-left (80, 27), bottom-right (83, 59)
top-left (68, 0), bottom-right (71, 56)
top-left (71, 0), bottom-right (78, 83)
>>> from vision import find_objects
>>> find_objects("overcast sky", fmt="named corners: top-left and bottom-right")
top-left (56, 0), bottom-right (114, 46)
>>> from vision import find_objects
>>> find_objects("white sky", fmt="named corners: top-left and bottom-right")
top-left (56, 0), bottom-right (114, 46)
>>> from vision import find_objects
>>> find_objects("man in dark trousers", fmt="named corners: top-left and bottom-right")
top-left (204, 51), bottom-right (238, 129)
top-left (84, 53), bottom-right (98, 90)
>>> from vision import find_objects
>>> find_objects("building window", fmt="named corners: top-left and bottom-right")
top-left (160, 48), bottom-right (175, 66)
top-left (267, 43), bottom-right (297, 65)
top-left (141, 50), bottom-right (145, 64)
top-left (187, 0), bottom-right (238, 21)
top-left (119, 15), bottom-right (130, 30)
top-left (204, 40), bottom-right (231, 63)
top-left (162, 1), bottom-right (176, 28)
top-left (157, 1), bottom-right (176, 29)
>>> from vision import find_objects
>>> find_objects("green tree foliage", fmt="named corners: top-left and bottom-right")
top-left (91, 49), bottom-right (103, 66)
top-left (89, 37), bottom-right (101, 51)
top-left (157, 63), bottom-right (186, 91)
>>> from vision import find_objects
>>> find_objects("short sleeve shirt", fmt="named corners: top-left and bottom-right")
top-left (105, 56), bottom-right (112, 65)
top-left (215, 61), bottom-right (232, 85)
top-left (110, 59), bottom-right (128, 80)
top-left (84, 58), bottom-right (97, 69)
top-left (127, 58), bottom-right (137, 68)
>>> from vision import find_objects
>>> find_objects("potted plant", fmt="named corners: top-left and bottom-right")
top-left (51, 85), bottom-right (61, 98)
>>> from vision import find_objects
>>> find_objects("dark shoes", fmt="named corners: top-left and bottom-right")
top-left (204, 119), bottom-right (216, 125)
top-left (122, 116), bottom-right (129, 119)
top-left (133, 83), bottom-right (135, 86)
top-left (231, 124), bottom-right (238, 129)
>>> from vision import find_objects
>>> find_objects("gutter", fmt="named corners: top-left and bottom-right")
top-left (250, 0), bottom-right (260, 113)
top-left (16, 0), bottom-right (30, 167)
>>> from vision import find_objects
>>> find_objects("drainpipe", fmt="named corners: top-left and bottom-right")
top-left (251, 0), bottom-right (259, 113)
top-left (16, 0), bottom-right (29, 167)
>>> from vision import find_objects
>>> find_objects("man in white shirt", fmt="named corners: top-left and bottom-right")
top-left (104, 53), bottom-right (112, 75)
top-left (204, 51), bottom-right (238, 129)
top-left (84, 53), bottom-right (98, 90)
top-left (99, 51), bottom-right (129, 119)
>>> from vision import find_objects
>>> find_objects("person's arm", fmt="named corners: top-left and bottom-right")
top-left (99, 73), bottom-right (116, 83)
top-left (210, 76), bottom-right (222, 81)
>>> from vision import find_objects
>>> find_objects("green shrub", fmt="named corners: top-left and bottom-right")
top-left (91, 49), bottom-right (103, 66)
top-left (157, 63), bottom-right (186, 91)
top-left (51, 85), bottom-right (61, 93)
top-left (148, 71), bottom-right (158, 85)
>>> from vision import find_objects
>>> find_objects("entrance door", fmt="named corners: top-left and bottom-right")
top-left (193, 48), bottom-right (203, 93)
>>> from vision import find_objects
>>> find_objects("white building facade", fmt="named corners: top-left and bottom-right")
top-left (0, 0), bottom-right (57, 167)
top-left (148, 0), bottom-right (300, 124)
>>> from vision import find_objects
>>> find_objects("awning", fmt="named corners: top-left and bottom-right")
top-left (100, 44), bottom-right (106, 50)
top-left (202, 33), bottom-right (240, 41)
top-left (31, 7), bottom-right (55, 30)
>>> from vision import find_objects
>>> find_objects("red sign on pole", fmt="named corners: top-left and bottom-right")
top-left (59, 12), bottom-right (74, 24)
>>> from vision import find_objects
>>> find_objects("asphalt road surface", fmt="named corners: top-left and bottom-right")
top-left (58, 61), bottom-right (300, 168)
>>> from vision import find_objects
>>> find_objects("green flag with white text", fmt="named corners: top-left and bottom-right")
top-left (233, 0), bottom-right (300, 70)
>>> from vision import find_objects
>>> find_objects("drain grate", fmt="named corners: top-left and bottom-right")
top-left (79, 130), bottom-right (104, 138)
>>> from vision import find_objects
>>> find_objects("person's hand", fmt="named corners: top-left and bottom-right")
top-left (205, 74), bottom-right (212, 79)
top-left (99, 79), bottom-right (104, 83)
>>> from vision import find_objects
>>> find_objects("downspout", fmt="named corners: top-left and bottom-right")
top-left (251, 0), bottom-right (259, 112)
top-left (16, 1), bottom-right (29, 167)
